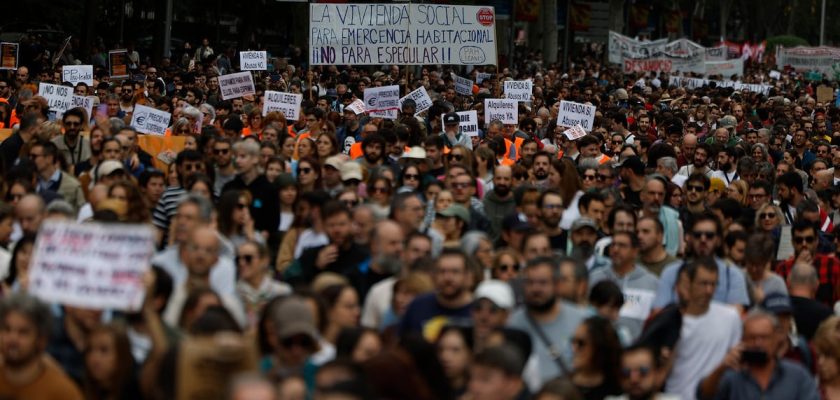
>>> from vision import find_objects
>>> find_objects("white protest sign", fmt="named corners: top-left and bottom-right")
top-left (484, 99), bottom-right (518, 125)
top-left (476, 72), bottom-right (492, 84)
top-left (310, 4), bottom-right (497, 66)
top-left (504, 80), bottom-right (532, 102)
top-left (345, 99), bottom-right (366, 115)
top-left (38, 83), bottom-right (73, 113)
top-left (557, 100), bottom-right (596, 131)
top-left (704, 58), bottom-right (744, 78)
top-left (618, 288), bottom-right (655, 321)
top-left (219, 71), bottom-right (256, 100)
top-left (769, 70), bottom-right (782, 79)
top-left (364, 85), bottom-right (400, 119)
top-left (263, 91), bottom-right (303, 120)
top-left (453, 74), bottom-right (473, 96)
top-left (28, 221), bottom-right (155, 311)
top-left (399, 86), bottom-right (433, 114)
top-left (62, 65), bottom-right (93, 86)
top-left (563, 125), bottom-right (587, 140)
top-left (440, 110), bottom-right (479, 137)
top-left (130, 104), bottom-right (172, 135)
top-left (70, 95), bottom-right (95, 120)
top-left (239, 51), bottom-right (268, 71)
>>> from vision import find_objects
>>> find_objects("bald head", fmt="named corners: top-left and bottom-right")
top-left (494, 165), bottom-right (512, 178)
top-left (682, 133), bottom-right (697, 145)
top-left (182, 226), bottom-right (220, 278)
top-left (16, 194), bottom-right (45, 235)
top-left (372, 219), bottom-right (405, 259)
top-left (815, 169), bottom-right (833, 190)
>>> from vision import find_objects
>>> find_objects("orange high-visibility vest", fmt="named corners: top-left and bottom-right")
top-left (503, 137), bottom-right (524, 163)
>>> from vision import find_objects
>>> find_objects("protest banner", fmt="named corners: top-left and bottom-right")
top-left (705, 45), bottom-right (727, 61)
top-left (108, 49), bottom-right (129, 79)
top-left (608, 31), bottom-right (668, 64)
top-left (476, 72), bottom-right (492, 84)
top-left (399, 86), bottom-right (433, 114)
top-left (219, 71), bottom-right (256, 100)
top-left (453, 74), bottom-right (474, 96)
top-left (611, 32), bottom-right (706, 74)
top-left (0, 42), bottom-right (19, 70)
top-left (364, 85), bottom-right (400, 119)
top-left (310, 4), bottom-right (497, 65)
top-left (38, 83), bottom-right (73, 113)
top-left (776, 46), bottom-right (840, 76)
top-left (704, 58), bottom-right (744, 78)
top-left (667, 76), bottom-right (772, 96)
top-left (239, 51), bottom-right (268, 71)
top-left (130, 104), bottom-right (172, 135)
top-left (557, 100), bottom-right (596, 131)
top-left (563, 124), bottom-right (587, 140)
top-left (504, 80), bottom-right (532, 102)
top-left (62, 65), bottom-right (93, 86)
top-left (28, 221), bottom-right (155, 311)
top-left (484, 99), bottom-right (518, 125)
top-left (263, 91), bottom-right (303, 120)
top-left (441, 110), bottom-right (479, 136)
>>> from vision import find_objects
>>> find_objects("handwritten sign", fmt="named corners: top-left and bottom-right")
top-left (484, 99), bottom-right (518, 125)
top-left (563, 124), bottom-right (587, 141)
top-left (453, 74), bottom-right (473, 96)
top-left (239, 51), bottom-right (267, 71)
top-left (219, 71), bottom-right (255, 100)
top-left (62, 65), bottom-right (93, 86)
top-left (399, 86), bottom-right (433, 114)
top-left (130, 104), bottom-right (172, 135)
top-left (28, 221), bottom-right (155, 311)
top-left (38, 83), bottom-right (73, 113)
top-left (70, 95), bottom-right (95, 120)
top-left (618, 288), bottom-right (655, 321)
top-left (309, 4), bottom-right (497, 65)
top-left (263, 91), bottom-right (303, 120)
top-left (769, 70), bottom-right (781, 80)
top-left (476, 72), bottom-right (492, 84)
top-left (504, 80), bottom-right (532, 102)
top-left (440, 110), bottom-right (479, 137)
top-left (0, 43), bottom-right (19, 70)
top-left (108, 49), bottom-right (129, 79)
top-left (557, 100), bottom-right (596, 131)
top-left (345, 99), bottom-right (366, 115)
top-left (364, 85), bottom-right (400, 119)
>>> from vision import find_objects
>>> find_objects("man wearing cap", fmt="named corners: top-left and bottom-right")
top-left (761, 293), bottom-right (817, 373)
top-left (322, 156), bottom-right (345, 197)
top-left (441, 111), bottom-right (472, 150)
top-left (269, 296), bottom-right (322, 376)
top-left (472, 280), bottom-right (515, 351)
top-left (570, 217), bottom-right (611, 271)
top-left (29, 140), bottom-right (85, 211)
top-left (340, 161), bottom-right (363, 191)
top-left (337, 107), bottom-right (362, 155)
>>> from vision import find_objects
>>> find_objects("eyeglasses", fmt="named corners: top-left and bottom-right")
top-left (177, 129), bottom-right (192, 134)
top-left (404, 173), bottom-right (419, 181)
top-left (597, 174), bottom-right (611, 182)
top-left (611, 140), bottom-right (624, 145)
top-left (299, 167), bottom-right (312, 175)
top-left (622, 366), bottom-right (652, 378)
top-left (691, 231), bottom-right (717, 240)
top-left (758, 212), bottom-right (776, 220)
top-left (583, 174), bottom-right (597, 181)
top-left (371, 186), bottom-right (389, 194)
top-left (214, 148), bottom-right (230, 155)
top-left (447, 154), bottom-right (464, 161)
top-left (496, 263), bottom-right (519, 272)
top-left (235, 254), bottom-right (255, 264)
top-left (451, 182), bottom-right (469, 189)
top-left (686, 185), bottom-right (706, 193)
top-left (793, 236), bottom-right (816, 244)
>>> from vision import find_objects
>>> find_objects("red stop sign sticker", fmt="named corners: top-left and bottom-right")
top-left (477, 8), bottom-right (494, 26)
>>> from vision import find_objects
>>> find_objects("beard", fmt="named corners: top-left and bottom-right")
top-left (534, 169), bottom-right (548, 180)
top-left (494, 184), bottom-right (511, 197)
top-left (719, 162), bottom-right (731, 172)
top-left (571, 243), bottom-right (594, 260)
top-left (526, 296), bottom-right (556, 313)
top-left (372, 254), bottom-right (402, 276)
top-left (364, 152), bottom-right (381, 164)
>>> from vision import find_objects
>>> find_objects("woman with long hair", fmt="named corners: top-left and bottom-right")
top-left (725, 179), bottom-right (749, 206)
top-left (398, 164), bottom-right (423, 193)
top-left (2, 234), bottom-right (35, 293)
top-left (107, 180), bottom-right (152, 223)
top-left (335, 327), bottom-right (383, 363)
top-left (474, 146), bottom-right (496, 194)
top-left (814, 317), bottom-right (840, 399)
top-left (570, 316), bottom-right (623, 399)
top-left (549, 158), bottom-right (584, 229)
top-left (436, 325), bottom-right (474, 397)
top-left (243, 108), bottom-right (264, 138)
top-left (296, 156), bottom-right (323, 192)
top-left (366, 175), bottom-right (393, 220)
top-left (218, 190), bottom-right (263, 249)
top-left (318, 284), bottom-right (361, 345)
top-left (490, 248), bottom-right (521, 282)
top-left (315, 132), bottom-right (339, 163)
top-left (755, 203), bottom-right (784, 233)
top-left (83, 323), bottom-right (142, 400)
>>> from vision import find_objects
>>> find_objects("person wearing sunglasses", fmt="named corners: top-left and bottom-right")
top-left (614, 344), bottom-right (671, 400)
top-left (235, 239), bottom-right (291, 325)
top-left (220, 140), bottom-right (281, 239)
top-left (774, 220), bottom-right (840, 306)
top-left (682, 173), bottom-right (710, 219)
top-left (755, 203), bottom-right (783, 233)
top-left (267, 296), bottom-right (322, 375)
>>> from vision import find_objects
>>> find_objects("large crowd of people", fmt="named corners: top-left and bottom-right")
top-left (0, 36), bottom-right (838, 400)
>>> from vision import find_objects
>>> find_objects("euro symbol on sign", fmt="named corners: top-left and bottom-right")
top-left (367, 97), bottom-right (377, 107)
top-left (135, 113), bottom-right (147, 125)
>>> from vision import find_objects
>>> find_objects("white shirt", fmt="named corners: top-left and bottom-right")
top-left (710, 169), bottom-right (738, 186)
top-left (294, 229), bottom-right (329, 258)
top-left (665, 302), bottom-right (742, 400)
top-left (361, 277), bottom-right (396, 329)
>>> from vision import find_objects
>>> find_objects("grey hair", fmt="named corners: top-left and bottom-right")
top-left (232, 139), bottom-right (261, 157)
top-left (0, 293), bottom-right (53, 340)
top-left (788, 262), bottom-right (819, 286)
top-left (182, 106), bottom-right (202, 120)
top-left (577, 157), bottom-right (600, 170)
top-left (109, 117), bottom-right (126, 135)
top-left (745, 308), bottom-right (780, 330)
top-left (461, 231), bottom-right (490, 256)
top-left (199, 103), bottom-right (216, 122)
top-left (45, 200), bottom-right (76, 218)
top-left (657, 156), bottom-right (678, 174)
top-left (179, 194), bottom-right (214, 223)
top-left (488, 120), bottom-right (505, 130)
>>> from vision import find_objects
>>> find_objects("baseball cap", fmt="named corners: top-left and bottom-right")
top-left (271, 297), bottom-right (319, 341)
top-left (572, 217), bottom-right (598, 232)
top-left (502, 213), bottom-right (530, 232)
top-left (340, 161), bottom-right (363, 182)
top-left (719, 115), bottom-right (737, 128)
top-left (474, 280), bottom-right (515, 310)
top-left (401, 146), bottom-right (427, 159)
top-left (437, 204), bottom-right (470, 225)
top-left (97, 160), bottom-right (125, 179)
top-left (324, 155), bottom-right (345, 170)
top-left (444, 112), bottom-right (460, 125)
top-left (614, 88), bottom-right (629, 100)
top-left (761, 293), bottom-right (793, 314)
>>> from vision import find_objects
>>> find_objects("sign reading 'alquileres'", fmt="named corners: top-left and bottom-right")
top-left (310, 4), bottom-right (497, 66)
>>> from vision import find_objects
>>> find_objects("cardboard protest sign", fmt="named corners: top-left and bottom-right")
top-left (484, 99), bottom-right (518, 125)
top-left (239, 51), bottom-right (268, 71)
top-left (131, 104), bottom-right (172, 135)
top-left (38, 83), bottom-right (73, 113)
top-left (219, 71), bottom-right (256, 100)
top-left (557, 100), bottom-right (596, 131)
top-left (504, 80), bottom-right (532, 102)
top-left (108, 49), bottom-right (129, 79)
top-left (817, 86), bottom-right (834, 104)
top-left (563, 124), bottom-right (587, 140)
top-left (476, 72), bottom-right (492, 84)
top-left (310, 4), bottom-right (497, 65)
top-left (62, 65), bottom-right (93, 86)
top-left (364, 85), bottom-right (400, 119)
top-left (263, 91), bottom-right (303, 120)
top-left (453, 74), bottom-right (473, 96)
top-left (28, 221), bottom-right (155, 311)
top-left (0, 43), bottom-right (19, 70)
top-left (399, 86), bottom-right (433, 114)
top-left (176, 334), bottom-right (258, 400)
top-left (440, 110), bottom-right (479, 137)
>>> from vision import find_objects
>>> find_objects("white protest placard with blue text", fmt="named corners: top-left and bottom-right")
top-left (484, 99), bottom-right (518, 125)
top-left (453, 74), bottom-right (473, 96)
top-left (557, 100), bottom-right (596, 131)
top-left (28, 221), bottom-right (155, 312)
top-left (310, 4), bottom-right (497, 66)
top-left (219, 71), bottom-right (256, 100)
top-left (62, 65), bottom-right (93, 86)
top-left (38, 83), bottom-right (73, 113)
top-left (399, 86), bottom-right (433, 114)
top-left (130, 104), bottom-right (172, 135)
top-left (263, 91), bottom-right (303, 121)
top-left (441, 110), bottom-right (479, 137)
top-left (365, 85), bottom-right (400, 119)
top-left (504, 80), bottom-right (532, 102)
top-left (240, 51), bottom-right (268, 71)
